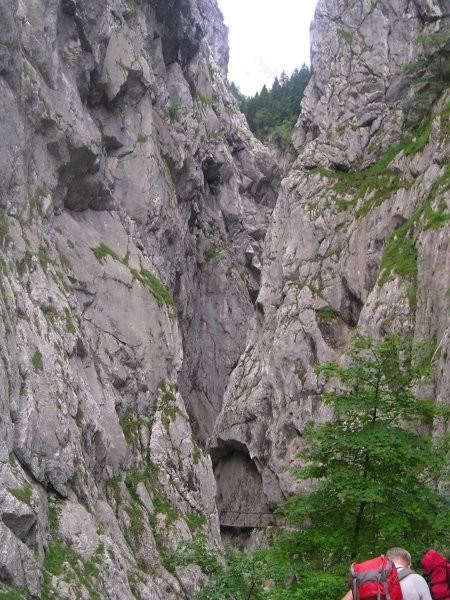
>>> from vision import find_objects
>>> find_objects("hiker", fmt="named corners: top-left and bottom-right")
top-left (341, 547), bottom-right (432, 600)
top-left (386, 548), bottom-right (432, 600)
top-left (421, 549), bottom-right (450, 600)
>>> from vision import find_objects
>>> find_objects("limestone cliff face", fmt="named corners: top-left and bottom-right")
top-left (0, 0), bottom-right (279, 596)
top-left (211, 0), bottom-right (449, 519)
top-left (1, 0), bottom-right (449, 595)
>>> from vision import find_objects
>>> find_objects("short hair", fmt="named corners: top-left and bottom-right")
top-left (387, 548), bottom-right (411, 565)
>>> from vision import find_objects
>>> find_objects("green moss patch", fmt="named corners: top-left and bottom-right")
top-left (308, 118), bottom-right (435, 217)
top-left (91, 243), bottom-right (119, 264)
top-left (90, 243), bottom-right (174, 308)
top-left (119, 407), bottom-right (152, 444)
top-left (42, 541), bottom-right (101, 599)
top-left (204, 248), bottom-right (220, 262)
top-left (31, 351), bottom-right (43, 372)
top-left (129, 267), bottom-right (174, 307)
top-left (379, 224), bottom-right (417, 286)
top-left (8, 483), bottom-right (32, 505)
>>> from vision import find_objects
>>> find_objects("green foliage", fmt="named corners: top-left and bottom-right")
top-left (38, 246), bottom-right (49, 271)
top-left (403, 29), bottom-right (450, 120)
top-left (8, 483), bottom-right (32, 505)
top-left (123, 464), bottom-right (158, 500)
top-left (337, 28), bottom-right (355, 42)
top-left (284, 334), bottom-right (445, 555)
top-left (122, 0), bottom-right (138, 20)
top-left (47, 498), bottom-right (62, 534)
top-left (124, 502), bottom-right (147, 545)
top-left (379, 221), bottom-right (417, 285)
top-left (90, 243), bottom-right (174, 308)
top-left (42, 495), bottom-right (104, 600)
top-left (105, 476), bottom-right (122, 506)
top-left (64, 307), bottom-right (76, 334)
top-left (170, 535), bottom-right (266, 599)
top-left (0, 584), bottom-right (28, 599)
top-left (310, 139), bottom-right (415, 217)
top-left (196, 91), bottom-right (214, 106)
top-left (204, 248), bottom-right (220, 262)
top-left (152, 493), bottom-right (180, 526)
top-left (119, 407), bottom-right (151, 444)
top-left (168, 101), bottom-right (181, 123)
top-left (130, 267), bottom-right (174, 307)
top-left (42, 305), bottom-right (58, 328)
top-left (42, 540), bottom-right (101, 599)
top-left (0, 208), bottom-right (10, 245)
top-left (185, 511), bottom-right (207, 532)
top-left (271, 115), bottom-right (298, 146)
top-left (31, 351), bottom-right (43, 372)
top-left (309, 107), bottom-right (449, 223)
top-left (75, 405), bottom-right (84, 424)
top-left (232, 65), bottom-right (311, 146)
top-left (109, 464), bottom-right (181, 536)
top-left (378, 156), bottom-right (450, 287)
top-left (91, 243), bottom-right (119, 263)
top-left (28, 189), bottom-right (45, 222)
top-left (440, 101), bottom-right (450, 140)
top-left (18, 250), bottom-right (32, 276)
top-left (316, 309), bottom-right (339, 322)
top-left (256, 536), bottom-right (346, 600)
top-left (137, 133), bottom-right (149, 143)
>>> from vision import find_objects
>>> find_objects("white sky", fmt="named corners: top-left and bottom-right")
top-left (217, 0), bottom-right (318, 96)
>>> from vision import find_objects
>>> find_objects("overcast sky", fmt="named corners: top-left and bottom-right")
top-left (217, 0), bottom-right (318, 96)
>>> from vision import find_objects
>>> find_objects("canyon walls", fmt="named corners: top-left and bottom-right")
top-left (0, 0), bottom-right (278, 596)
top-left (0, 0), bottom-right (448, 596)
top-left (211, 0), bottom-right (449, 523)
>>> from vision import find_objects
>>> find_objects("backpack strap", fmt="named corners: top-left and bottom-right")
top-left (381, 559), bottom-right (393, 600)
top-left (350, 563), bottom-right (359, 600)
top-left (398, 568), bottom-right (415, 581)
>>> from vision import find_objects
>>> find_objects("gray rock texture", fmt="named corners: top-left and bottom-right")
top-left (211, 0), bottom-right (450, 517)
top-left (0, 0), bottom-right (278, 596)
top-left (1, 0), bottom-right (449, 595)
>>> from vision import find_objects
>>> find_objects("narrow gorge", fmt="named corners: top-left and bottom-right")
top-left (0, 0), bottom-right (448, 597)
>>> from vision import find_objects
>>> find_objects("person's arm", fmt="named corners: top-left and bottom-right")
top-left (341, 590), bottom-right (353, 600)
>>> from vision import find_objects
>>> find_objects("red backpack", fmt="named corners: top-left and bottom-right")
top-left (349, 555), bottom-right (403, 600)
top-left (421, 549), bottom-right (450, 600)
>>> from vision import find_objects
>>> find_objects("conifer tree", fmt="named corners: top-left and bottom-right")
top-left (230, 64), bottom-right (311, 146)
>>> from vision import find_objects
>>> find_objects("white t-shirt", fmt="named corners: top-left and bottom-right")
top-left (396, 566), bottom-right (433, 600)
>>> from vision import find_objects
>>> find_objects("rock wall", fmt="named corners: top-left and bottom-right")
top-left (1, 0), bottom-right (449, 595)
top-left (0, 0), bottom-right (279, 596)
top-left (211, 0), bottom-right (449, 516)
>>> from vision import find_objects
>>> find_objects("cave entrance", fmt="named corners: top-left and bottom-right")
top-left (212, 444), bottom-right (278, 543)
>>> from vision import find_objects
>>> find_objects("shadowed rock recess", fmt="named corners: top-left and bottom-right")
top-left (0, 0), bottom-right (448, 597)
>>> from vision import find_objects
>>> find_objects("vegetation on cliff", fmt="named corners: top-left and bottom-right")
top-left (230, 65), bottom-right (311, 145)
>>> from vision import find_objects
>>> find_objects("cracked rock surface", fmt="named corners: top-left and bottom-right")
top-left (0, 0), bottom-right (449, 595)
top-left (211, 0), bottom-right (449, 516)
top-left (0, 0), bottom-right (278, 596)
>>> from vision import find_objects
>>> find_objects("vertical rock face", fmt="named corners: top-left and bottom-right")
top-left (1, 0), bottom-right (449, 594)
top-left (0, 0), bottom-right (279, 596)
top-left (211, 0), bottom-right (449, 516)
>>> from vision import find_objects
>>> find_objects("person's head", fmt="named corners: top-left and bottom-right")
top-left (387, 547), bottom-right (412, 567)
